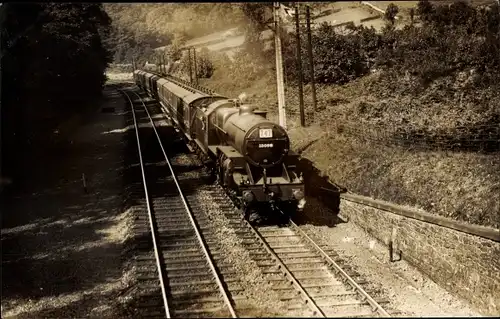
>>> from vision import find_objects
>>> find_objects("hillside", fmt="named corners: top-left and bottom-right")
top-left (196, 1), bottom-right (500, 228)
top-left (105, 1), bottom-right (500, 228)
top-left (104, 3), bottom-right (245, 64)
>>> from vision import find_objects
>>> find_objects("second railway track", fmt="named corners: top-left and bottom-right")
top-left (119, 85), bottom-right (398, 318)
top-left (206, 186), bottom-right (395, 318)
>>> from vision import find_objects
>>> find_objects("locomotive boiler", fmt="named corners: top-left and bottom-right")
top-left (134, 70), bottom-right (306, 218)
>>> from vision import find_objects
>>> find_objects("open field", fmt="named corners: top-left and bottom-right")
top-left (159, 1), bottom-right (390, 58)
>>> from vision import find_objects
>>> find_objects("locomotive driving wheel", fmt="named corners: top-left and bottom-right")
top-left (216, 153), bottom-right (235, 188)
top-left (242, 205), bottom-right (263, 224)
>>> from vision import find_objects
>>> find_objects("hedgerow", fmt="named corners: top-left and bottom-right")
top-left (279, 0), bottom-right (500, 89)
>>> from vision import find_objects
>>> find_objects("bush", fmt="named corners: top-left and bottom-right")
top-left (280, 22), bottom-right (381, 85)
top-left (311, 23), bottom-right (371, 84)
top-left (377, 1), bottom-right (500, 87)
top-left (194, 48), bottom-right (214, 79)
top-left (384, 3), bottom-right (399, 25)
top-left (277, 0), bottom-right (500, 88)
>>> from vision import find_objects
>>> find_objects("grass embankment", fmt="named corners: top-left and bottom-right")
top-left (200, 57), bottom-right (500, 228)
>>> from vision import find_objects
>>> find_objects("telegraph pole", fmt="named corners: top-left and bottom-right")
top-left (188, 48), bottom-right (193, 83)
top-left (295, 2), bottom-right (305, 127)
top-left (132, 56), bottom-right (136, 71)
top-left (274, 2), bottom-right (287, 130)
top-left (159, 54), bottom-right (164, 74)
top-left (305, 5), bottom-right (317, 112)
top-left (163, 54), bottom-right (167, 74)
top-left (193, 48), bottom-right (198, 85)
top-left (164, 54), bottom-right (167, 74)
top-left (162, 54), bottom-right (166, 74)
top-left (164, 53), bottom-right (168, 74)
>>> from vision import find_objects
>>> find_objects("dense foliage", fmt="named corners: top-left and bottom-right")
top-left (1, 3), bottom-right (112, 180)
top-left (172, 48), bottom-right (215, 79)
top-left (1, 3), bottom-right (112, 106)
top-left (240, 2), bottom-right (273, 54)
top-left (194, 48), bottom-right (215, 79)
top-left (280, 0), bottom-right (500, 88)
top-left (104, 4), bottom-right (170, 66)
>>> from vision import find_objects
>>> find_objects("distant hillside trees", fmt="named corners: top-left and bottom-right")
top-left (279, 0), bottom-right (500, 87)
top-left (105, 24), bottom-right (169, 66)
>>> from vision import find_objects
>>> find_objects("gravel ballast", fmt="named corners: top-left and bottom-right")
top-left (297, 201), bottom-right (482, 317)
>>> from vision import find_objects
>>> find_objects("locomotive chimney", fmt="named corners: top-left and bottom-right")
top-left (239, 104), bottom-right (255, 116)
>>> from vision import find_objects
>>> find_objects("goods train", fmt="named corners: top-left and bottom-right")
top-left (134, 70), bottom-right (305, 218)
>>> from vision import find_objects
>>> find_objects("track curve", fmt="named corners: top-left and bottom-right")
top-left (119, 82), bottom-right (397, 318)
top-left (120, 87), bottom-right (238, 318)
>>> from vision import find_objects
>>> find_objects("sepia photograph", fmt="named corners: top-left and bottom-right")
top-left (1, 1), bottom-right (499, 318)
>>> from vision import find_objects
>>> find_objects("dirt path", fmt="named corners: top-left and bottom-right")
top-left (1, 85), bottom-right (134, 318)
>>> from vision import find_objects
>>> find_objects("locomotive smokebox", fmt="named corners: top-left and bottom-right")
top-left (222, 107), bottom-right (290, 168)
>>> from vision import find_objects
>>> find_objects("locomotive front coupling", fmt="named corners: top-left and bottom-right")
top-left (292, 189), bottom-right (306, 210)
top-left (242, 190), bottom-right (255, 204)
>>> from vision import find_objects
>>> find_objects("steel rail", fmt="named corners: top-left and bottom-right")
top-left (120, 89), bottom-right (171, 318)
top-left (238, 210), bottom-right (325, 317)
top-left (288, 219), bottom-right (391, 317)
top-left (129, 90), bottom-right (238, 318)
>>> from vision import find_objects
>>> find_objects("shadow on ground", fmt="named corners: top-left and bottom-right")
top-left (290, 157), bottom-right (346, 227)
top-left (0, 83), bottom-right (140, 318)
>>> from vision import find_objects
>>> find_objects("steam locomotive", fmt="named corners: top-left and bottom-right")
top-left (133, 70), bottom-right (305, 218)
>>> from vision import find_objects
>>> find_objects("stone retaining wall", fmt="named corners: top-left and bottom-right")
top-left (340, 200), bottom-right (500, 316)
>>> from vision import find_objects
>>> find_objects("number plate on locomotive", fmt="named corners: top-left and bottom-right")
top-left (259, 128), bottom-right (273, 138)
top-left (259, 143), bottom-right (274, 148)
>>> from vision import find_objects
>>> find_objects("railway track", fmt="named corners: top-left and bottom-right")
top-left (119, 85), bottom-right (396, 318)
top-left (206, 186), bottom-right (394, 318)
top-left (120, 88), bottom-right (244, 318)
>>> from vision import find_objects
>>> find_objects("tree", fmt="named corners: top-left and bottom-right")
top-left (196, 48), bottom-right (214, 79)
top-left (385, 3), bottom-right (399, 26)
top-left (240, 2), bottom-right (273, 52)
top-left (2, 2), bottom-right (113, 106)
top-left (1, 3), bottom-right (113, 181)
top-left (416, 0), bottom-right (434, 23)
